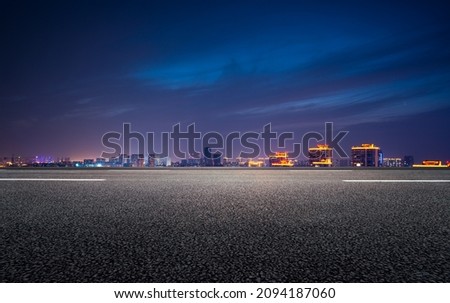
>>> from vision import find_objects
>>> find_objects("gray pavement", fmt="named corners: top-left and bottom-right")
top-left (1, 168), bottom-right (449, 282)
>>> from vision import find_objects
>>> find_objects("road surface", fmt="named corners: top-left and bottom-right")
top-left (1, 168), bottom-right (449, 282)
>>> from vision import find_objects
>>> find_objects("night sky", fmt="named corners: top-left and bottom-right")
top-left (1, 1), bottom-right (450, 161)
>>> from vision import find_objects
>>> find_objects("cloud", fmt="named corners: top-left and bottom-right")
top-left (215, 28), bottom-right (450, 126)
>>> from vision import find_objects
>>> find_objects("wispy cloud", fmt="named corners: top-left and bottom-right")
top-left (218, 28), bottom-right (450, 126)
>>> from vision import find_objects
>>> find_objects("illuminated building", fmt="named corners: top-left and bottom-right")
top-left (11, 155), bottom-right (25, 167)
top-left (109, 156), bottom-right (121, 167)
top-left (95, 158), bottom-right (106, 167)
top-left (223, 158), bottom-right (241, 167)
top-left (351, 144), bottom-right (382, 167)
top-left (308, 144), bottom-right (333, 167)
top-left (223, 157), bottom-right (231, 167)
top-left (269, 152), bottom-right (294, 167)
top-left (383, 157), bottom-right (402, 167)
top-left (119, 154), bottom-right (130, 166)
top-left (203, 147), bottom-right (222, 166)
top-left (83, 159), bottom-right (95, 167)
top-left (131, 154), bottom-right (145, 167)
top-left (180, 158), bottom-right (200, 167)
top-left (412, 160), bottom-right (448, 168)
top-left (154, 155), bottom-right (171, 167)
top-left (188, 158), bottom-right (200, 166)
top-left (0, 156), bottom-right (8, 167)
top-left (235, 157), bottom-right (247, 167)
top-left (147, 154), bottom-right (155, 167)
top-left (248, 160), bottom-right (264, 167)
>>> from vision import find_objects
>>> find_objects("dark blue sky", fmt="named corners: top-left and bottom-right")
top-left (1, 1), bottom-right (450, 161)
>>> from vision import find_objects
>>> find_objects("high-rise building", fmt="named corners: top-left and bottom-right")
top-left (308, 144), bottom-right (333, 167)
top-left (203, 147), bottom-right (222, 166)
top-left (351, 144), bottom-right (382, 167)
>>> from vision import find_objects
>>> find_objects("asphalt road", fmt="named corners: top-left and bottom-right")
top-left (1, 168), bottom-right (449, 282)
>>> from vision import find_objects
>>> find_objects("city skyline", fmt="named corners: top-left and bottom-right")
top-left (2, 1), bottom-right (450, 161)
top-left (0, 142), bottom-right (435, 168)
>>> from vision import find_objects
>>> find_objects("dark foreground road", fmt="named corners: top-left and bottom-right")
top-left (1, 169), bottom-right (449, 282)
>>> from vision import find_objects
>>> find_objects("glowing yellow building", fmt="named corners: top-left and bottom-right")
top-left (412, 160), bottom-right (448, 168)
top-left (248, 160), bottom-right (264, 167)
top-left (269, 152), bottom-right (294, 167)
top-left (351, 144), bottom-right (382, 167)
top-left (308, 144), bottom-right (333, 167)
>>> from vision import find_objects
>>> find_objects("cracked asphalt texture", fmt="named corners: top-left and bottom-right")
top-left (1, 168), bottom-right (449, 282)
